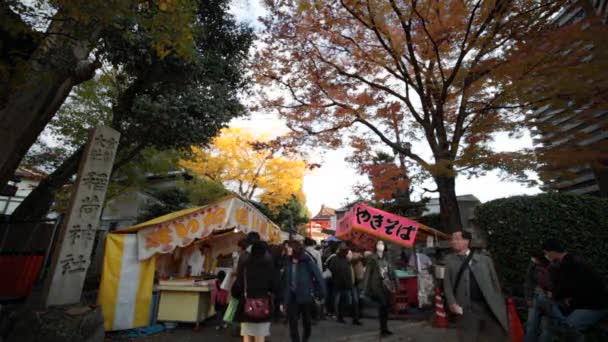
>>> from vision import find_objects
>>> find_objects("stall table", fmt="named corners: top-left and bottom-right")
top-left (393, 273), bottom-right (418, 315)
top-left (156, 281), bottom-right (215, 329)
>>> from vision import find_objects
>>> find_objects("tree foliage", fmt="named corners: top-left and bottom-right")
top-left (11, 0), bottom-right (253, 222)
top-left (138, 177), bottom-right (231, 222)
top-left (349, 149), bottom-right (411, 203)
top-left (180, 127), bottom-right (309, 213)
top-left (0, 0), bottom-right (199, 188)
top-left (254, 0), bottom-right (608, 231)
top-left (474, 193), bottom-right (608, 295)
top-left (249, 195), bottom-right (310, 232)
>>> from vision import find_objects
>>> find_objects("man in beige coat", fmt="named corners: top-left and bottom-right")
top-left (443, 230), bottom-right (509, 342)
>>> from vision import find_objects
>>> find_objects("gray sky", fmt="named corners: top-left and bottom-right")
top-left (230, 0), bottom-right (541, 216)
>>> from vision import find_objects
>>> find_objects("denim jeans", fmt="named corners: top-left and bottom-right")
top-left (536, 296), bottom-right (608, 342)
top-left (525, 292), bottom-right (551, 342)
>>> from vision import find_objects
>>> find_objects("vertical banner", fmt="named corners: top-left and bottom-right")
top-left (45, 126), bottom-right (120, 306)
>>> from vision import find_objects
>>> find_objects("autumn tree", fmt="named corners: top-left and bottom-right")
top-left (250, 195), bottom-right (310, 232)
top-left (0, 0), bottom-right (198, 189)
top-left (11, 0), bottom-right (253, 222)
top-left (510, 2), bottom-right (608, 195)
top-left (256, 0), bottom-right (608, 231)
top-left (180, 127), bottom-right (309, 213)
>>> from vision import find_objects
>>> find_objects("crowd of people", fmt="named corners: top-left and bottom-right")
top-left (218, 232), bottom-right (407, 342)
top-left (214, 230), bottom-right (607, 342)
top-left (442, 230), bottom-right (608, 342)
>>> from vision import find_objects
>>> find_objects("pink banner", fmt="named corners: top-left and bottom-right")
top-left (348, 203), bottom-right (420, 248)
top-left (336, 211), bottom-right (377, 250)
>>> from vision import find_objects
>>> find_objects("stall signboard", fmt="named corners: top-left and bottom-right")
top-left (336, 203), bottom-right (421, 248)
top-left (136, 197), bottom-right (281, 260)
top-left (336, 210), bottom-right (377, 250)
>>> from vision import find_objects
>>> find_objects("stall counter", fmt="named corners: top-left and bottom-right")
top-left (156, 283), bottom-right (215, 328)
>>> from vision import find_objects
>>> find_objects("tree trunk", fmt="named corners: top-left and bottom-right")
top-left (593, 165), bottom-right (608, 197)
top-left (434, 176), bottom-right (462, 233)
top-left (0, 12), bottom-right (101, 189)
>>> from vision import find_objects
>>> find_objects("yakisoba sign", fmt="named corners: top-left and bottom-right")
top-left (336, 203), bottom-right (422, 249)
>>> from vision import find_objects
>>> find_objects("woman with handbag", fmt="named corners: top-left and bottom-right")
top-left (281, 241), bottom-right (326, 342)
top-left (363, 240), bottom-right (398, 337)
top-left (232, 241), bottom-right (279, 342)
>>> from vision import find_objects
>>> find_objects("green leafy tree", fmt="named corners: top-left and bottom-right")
top-left (11, 0), bottom-right (253, 222)
top-left (138, 177), bottom-right (231, 222)
top-left (250, 195), bottom-right (310, 232)
top-left (0, 0), bottom-right (198, 189)
top-left (137, 188), bottom-right (191, 223)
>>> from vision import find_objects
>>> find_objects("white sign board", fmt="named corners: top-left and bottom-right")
top-left (45, 126), bottom-right (120, 306)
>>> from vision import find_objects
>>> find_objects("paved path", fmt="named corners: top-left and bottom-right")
top-left (109, 319), bottom-right (458, 342)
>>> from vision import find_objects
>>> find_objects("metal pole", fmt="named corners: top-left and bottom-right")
top-left (39, 216), bottom-right (62, 282)
top-left (288, 212), bottom-right (294, 241)
top-left (0, 221), bottom-right (10, 253)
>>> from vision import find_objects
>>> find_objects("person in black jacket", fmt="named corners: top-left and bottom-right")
top-left (281, 241), bottom-right (326, 342)
top-left (538, 239), bottom-right (608, 342)
top-left (329, 245), bottom-right (362, 325)
top-left (232, 241), bottom-right (279, 342)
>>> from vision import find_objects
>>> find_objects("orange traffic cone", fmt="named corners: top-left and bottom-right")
top-left (507, 297), bottom-right (524, 342)
top-left (433, 287), bottom-right (449, 328)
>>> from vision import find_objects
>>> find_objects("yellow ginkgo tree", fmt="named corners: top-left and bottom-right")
top-left (180, 127), bottom-right (308, 212)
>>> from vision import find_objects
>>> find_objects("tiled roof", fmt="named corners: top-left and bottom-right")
top-left (15, 167), bottom-right (47, 180)
top-left (312, 205), bottom-right (335, 219)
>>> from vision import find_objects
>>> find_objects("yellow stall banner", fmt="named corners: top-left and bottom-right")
top-left (98, 233), bottom-right (156, 331)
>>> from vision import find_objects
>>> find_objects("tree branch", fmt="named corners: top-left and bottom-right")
top-left (338, 0), bottom-right (413, 88)
top-left (422, 186), bottom-right (439, 194)
top-left (410, 2), bottom-right (446, 84)
top-left (390, 0), bottom-right (429, 117)
top-left (311, 44), bottom-right (427, 127)
top-left (354, 115), bottom-right (430, 169)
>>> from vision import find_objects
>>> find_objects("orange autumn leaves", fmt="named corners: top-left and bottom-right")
top-left (363, 162), bottom-right (410, 202)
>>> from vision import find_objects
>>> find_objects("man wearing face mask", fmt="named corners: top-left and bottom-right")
top-left (329, 245), bottom-right (362, 325)
top-left (363, 240), bottom-right (398, 337)
top-left (443, 230), bottom-right (509, 342)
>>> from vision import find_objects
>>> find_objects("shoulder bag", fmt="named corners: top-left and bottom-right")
top-left (243, 268), bottom-right (271, 320)
top-left (452, 250), bottom-right (475, 295)
top-left (379, 259), bottom-right (397, 293)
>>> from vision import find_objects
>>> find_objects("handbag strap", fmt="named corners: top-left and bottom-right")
top-left (244, 268), bottom-right (248, 298)
top-left (304, 250), bottom-right (316, 265)
top-left (453, 250), bottom-right (475, 295)
top-left (303, 257), bottom-right (320, 289)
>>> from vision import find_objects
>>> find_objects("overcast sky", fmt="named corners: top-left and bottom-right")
top-left (229, 0), bottom-right (541, 216)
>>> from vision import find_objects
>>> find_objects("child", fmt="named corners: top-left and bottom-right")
top-left (213, 270), bottom-right (229, 330)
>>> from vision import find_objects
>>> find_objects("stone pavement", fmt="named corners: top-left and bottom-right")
top-left (115, 319), bottom-right (458, 342)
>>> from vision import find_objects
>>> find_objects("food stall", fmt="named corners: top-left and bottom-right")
top-left (97, 195), bottom-right (282, 331)
top-left (335, 203), bottom-right (449, 314)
